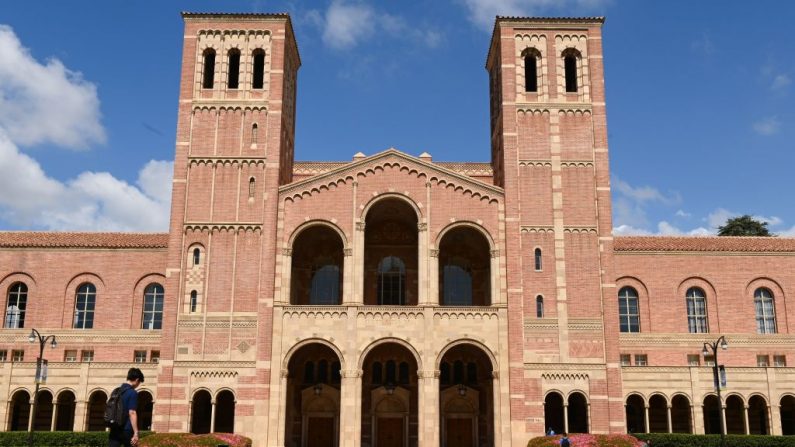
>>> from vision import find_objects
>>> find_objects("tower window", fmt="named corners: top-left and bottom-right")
top-left (251, 123), bottom-right (258, 145)
top-left (564, 51), bottom-right (578, 93)
top-left (190, 290), bottom-right (198, 313)
top-left (524, 51), bottom-right (539, 92)
top-left (534, 248), bottom-right (542, 271)
top-left (202, 49), bottom-right (216, 89)
top-left (227, 49), bottom-right (240, 89)
top-left (252, 50), bottom-right (265, 89)
top-left (193, 248), bottom-right (201, 266)
top-left (248, 177), bottom-right (256, 199)
top-left (536, 295), bottom-right (544, 318)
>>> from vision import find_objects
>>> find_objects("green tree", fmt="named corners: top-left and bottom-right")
top-left (717, 215), bottom-right (773, 236)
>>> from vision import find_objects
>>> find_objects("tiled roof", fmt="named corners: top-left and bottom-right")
top-left (181, 12), bottom-right (291, 19)
top-left (0, 232), bottom-right (169, 249)
top-left (496, 16), bottom-right (605, 23)
top-left (614, 236), bottom-right (795, 253)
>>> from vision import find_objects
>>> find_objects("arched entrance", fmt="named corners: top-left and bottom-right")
top-left (781, 395), bottom-right (795, 436)
top-left (137, 391), bottom-right (154, 431)
top-left (191, 390), bottom-right (212, 434)
top-left (567, 392), bottom-right (589, 433)
top-left (214, 390), bottom-right (235, 433)
top-left (32, 390), bottom-right (54, 431)
top-left (671, 395), bottom-right (692, 433)
top-left (748, 395), bottom-right (768, 435)
top-left (625, 394), bottom-right (645, 434)
top-left (703, 395), bottom-right (721, 434)
top-left (648, 394), bottom-right (668, 433)
top-left (438, 343), bottom-right (494, 446)
top-left (364, 198), bottom-right (418, 305)
top-left (86, 390), bottom-right (107, 431)
top-left (7, 390), bottom-right (30, 431)
top-left (55, 390), bottom-right (76, 431)
top-left (361, 341), bottom-right (417, 446)
top-left (285, 342), bottom-right (341, 447)
top-left (438, 227), bottom-right (491, 306)
top-left (291, 225), bottom-right (344, 305)
top-left (544, 392), bottom-right (564, 435)
top-left (725, 395), bottom-right (745, 434)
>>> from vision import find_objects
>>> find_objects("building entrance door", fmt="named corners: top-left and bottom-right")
top-left (445, 417), bottom-right (473, 447)
top-left (376, 417), bottom-right (404, 447)
top-left (306, 417), bottom-right (335, 447)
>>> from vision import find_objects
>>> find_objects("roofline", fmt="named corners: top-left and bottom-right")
top-left (181, 11), bottom-right (291, 19)
top-left (485, 16), bottom-right (605, 69)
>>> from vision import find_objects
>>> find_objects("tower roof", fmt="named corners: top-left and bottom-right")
top-left (181, 11), bottom-right (291, 20)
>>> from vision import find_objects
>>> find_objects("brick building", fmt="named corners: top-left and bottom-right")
top-left (0, 12), bottom-right (793, 447)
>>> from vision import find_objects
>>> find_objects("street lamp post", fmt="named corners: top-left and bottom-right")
top-left (702, 335), bottom-right (728, 447)
top-left (27, 329), bottom-right (57, 447)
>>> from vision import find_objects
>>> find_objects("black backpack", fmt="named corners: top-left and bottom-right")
top-left (104, 386), bottom-right (130, 428)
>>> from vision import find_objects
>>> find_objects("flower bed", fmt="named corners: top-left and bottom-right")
top-left (528, 434), bottom-right (644, 447)
top-left (139, 433), bottom-right (252, 447)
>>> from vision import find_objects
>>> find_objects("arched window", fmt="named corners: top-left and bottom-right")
top-left (377, 256), bottom-right (405, 305)
top-left (310, 264), bottom-right (340, 305)
top-left (317, 359), bottom-right (329, 383)
top-left (398, 361), bottom-right (409, 384)
top-left (524, 50), bottom-right (539, 92)
top-left (372, 362), bottom-right (383, 385)
top-left (252, 49), bottom-right (265, 89)
top-left (442, 259), bottom-right (472, 306)
top-left (142, 283), bottom-right (164, 330)
top-left (536, 295), bottom-right (544, 318)
top-left (5, 282), bottom-right (27, 329)
top-left (534, 248), bottom-right (542, 271)
top-left (248, 177), bottom-right (256, 199)
top-left (385, 360), bottom-right (396, 384)
top-left (453, 360), bottom-right (464, 384)
top-left (251, 123), bottom-right (258, 145)
top-left (193, 248), bottom-right (201, 266)
top-left (303, 361), bottom-right (315, 384)
top-left (618, 286), bottom-right (640, 333)
top-left (563, 50), bottom-right (579, 93)
top-left (754, 287), bottom-right (776, 334)
top-left (190, 290), bottom-right (198, 313)
top-left (440, 362), bottom-right (451, 385)
top-left (466, 362), bottom-right (477, 384)
top-left (74, 283), bottom-right (96, 329)
top-left (686, 287), bottom-right (708, 333)
top-left (202, 49), bottom-right (216, 89)
top-left (227, 49), bottom-right (240, 89)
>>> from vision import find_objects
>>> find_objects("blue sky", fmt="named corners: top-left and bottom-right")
top-left (0, 0), bottom-right (793, 235)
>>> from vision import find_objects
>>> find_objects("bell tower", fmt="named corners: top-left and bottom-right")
top-left (154, 12), bottom-right (299, 437)
top-left (487, 16), bottom-right (624, 439)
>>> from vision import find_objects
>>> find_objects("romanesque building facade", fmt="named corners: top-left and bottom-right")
top-left (0, 13), bottom-right (793, 447)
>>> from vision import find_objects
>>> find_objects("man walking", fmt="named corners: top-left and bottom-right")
top-left (109, 368), bottom-right (144, 447)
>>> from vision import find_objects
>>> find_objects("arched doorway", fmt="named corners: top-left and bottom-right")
top-left (215, 390), bottom-right (235, 433)
top-left (781, 395), bottom-right (795, 436)
top-left (86, 390), bottom-right (107, 431)
top-left (567, 392), bottom-right (589, 433)
top-left (285, 342), bottom-right (341, 447)
top-left (438, 227), bottom-right (491, 306)
top-left (648, 394), bottom-right (668, 433)
top-left (544, 392), bottom-right (564, 435)
top-left (33, 390), bottom-right (54, 431)
top-left (137, 391), bottom-right (154, 431)
top-left (748, 395), bottom-right (768, 435)
top-left (438, 343), bottom-right (494, 446)
top-left (364, 198), bottom-right (418, 305)
top-left (190, 390), bottom-right (212, 434)
top-left (291, 225), bottom-right (344, 305)
top-left (703, 395), bottom-right (721, 434)
top-left (625, 394), bottom-right (645, 434)
top-left (361, 341), bottom-right (417, 446)
top-left (7, 390), bottom-right (30, 431)
top-left (725, 395), bottom-right (745, 434)
top-left (55, 390), bottom-right (76, 431)
top-left (670, 395), bottom-right (692, 433)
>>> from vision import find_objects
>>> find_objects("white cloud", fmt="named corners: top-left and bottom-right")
top-left (315, 1), bottom-right (444, 50)
top-left (752, 116), bottom-right (781, 136)
top-left (675, 209), bottom-right (691, 218)
top-left (461, 0), bottom-right (609, 31)
top-left (613, 177), bottom-right (680, 205)
top-left (771, 74), bottom-right (791, 91)
top-left (0, 25), bottom-right (105, 149)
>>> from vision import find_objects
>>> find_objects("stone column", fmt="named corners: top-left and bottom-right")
top-left (418, 370), bottom-right (440, 446)
top-left (278, 249), bottom-right (292, 305)
top-left (743, 405), bottom-right (750, 435)
top-left (27, 400), bottom-right (34, 431)
top-left (644, 405), bottom-right (650, 433)
top-left (770, 404), bottom-right (780, 436)
top-left (340, 369), bottom-right (362, 447)
top-left (721, 404), bottom-right (727, 435)
top-left (666, 405), bottom-right (672, 433)
top-left (50, 402), bottom-right (57, 431)
top-left (695, 404), bottom-right (704, 434)
top-left (187, 399), bottom-right (193, 433)
top-left (563, 403), bottom-right (569, 434)
top-left (343, 248), bottom-right (354, 305)
top-left (353, 221), bottom-right (365, 305)
top-left (417, 222), bottom-right (429, 306)
top-left (274, 370), bottom-right (289, 446)
top-left (210, 400), bottom-right (216, 433)
top-left (429, 249), bottom-right (439, 306)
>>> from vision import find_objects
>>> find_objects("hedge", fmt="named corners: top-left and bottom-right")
top-left (0, 431), bottom-right (151, 446)
top-left (529, 434), bottom-right (644, 447)
top-left (633, 433), bottom-right (795, 447)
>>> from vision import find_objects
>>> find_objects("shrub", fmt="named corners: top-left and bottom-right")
top-left (139, 433), bottom-right (252, 447)
top-left (0, 431), bottom-right (150, 446)
top-left (634, 433), bottom-right (795, 447)
top-left (529, 434), bottom-right (644, 447)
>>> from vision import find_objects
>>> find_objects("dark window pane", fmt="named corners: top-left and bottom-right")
top-left (524, 55), bottom-right (538, 92)
top-left (203, 51), bottom-right (215, 89)
top-left (565, 55), bottom-right (578, 92)
top-left (252, 51), bottom-right (265, 89)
